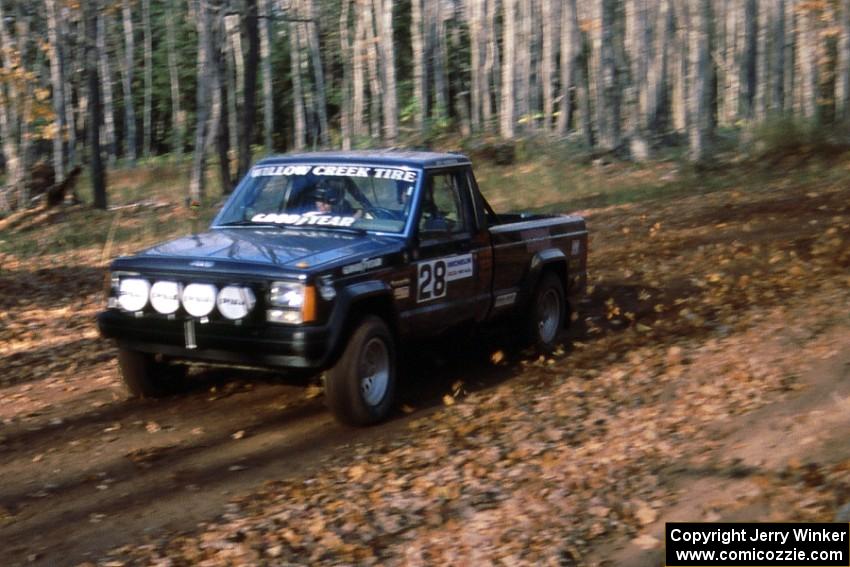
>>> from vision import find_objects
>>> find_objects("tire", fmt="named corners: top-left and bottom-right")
top-left (117, 348), bottom-right (187, 398)
top-left (325, 316), bottom-right (397, 426)
top-left (524, 272), bottom-right (566, 354)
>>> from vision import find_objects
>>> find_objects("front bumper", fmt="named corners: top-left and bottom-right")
top-left (97, 310), bottom-right (334, 369)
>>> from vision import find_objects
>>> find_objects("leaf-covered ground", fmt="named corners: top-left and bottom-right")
top-left (1, 159), bottom-right (850, 566)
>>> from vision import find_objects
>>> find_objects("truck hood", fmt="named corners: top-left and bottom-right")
top-left (114, 228), bottom-right (402, 275)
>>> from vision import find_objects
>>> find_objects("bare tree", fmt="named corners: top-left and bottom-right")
top-left (339, 0), bottom-right (353, 148)
top-left (289, 14), bottom-right (306, 149)
top-left (626, 0), bottom-right (650, 160)
top-left (541, 0), bottom-right (554, 131)
top-left (798, 2), bottom-right (819, 121)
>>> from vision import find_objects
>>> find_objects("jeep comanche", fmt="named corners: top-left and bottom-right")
top-left (98, 151), bottom-right (588, 425)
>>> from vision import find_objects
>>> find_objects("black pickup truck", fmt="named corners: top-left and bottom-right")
top-left (98, 151), bottom-right (587, 425)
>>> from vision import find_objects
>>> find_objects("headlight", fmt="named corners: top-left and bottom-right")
top-left (217, 285), bottom-right (256, 320)
top-left (267, 282), bottom-right (316, 324)
top-left (150, 281), bottom-right (182, 315)
top-left (182, 283), bottom-right (217, 317)
top-left (118, 278), bottom-right (150, 312)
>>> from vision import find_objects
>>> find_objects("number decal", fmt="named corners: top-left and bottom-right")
top-left (416, 254), bottom-right (474, 303)
top-left (417, 260), bottom-right (447, 302)
top-left (433, 261), bottom-right (446, 297)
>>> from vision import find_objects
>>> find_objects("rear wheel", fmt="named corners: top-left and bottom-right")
top-left (117, 348), bottom-right (187, 398)
top-left (325, 316), bottom-right (397, 426)
top-left (525, 272), bottom-right (566, 354)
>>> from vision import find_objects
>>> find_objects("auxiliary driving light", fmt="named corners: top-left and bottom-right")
top-left (150, 281), bottom-right (181, 315)
top-left (117, 278), bottom-right (150, 312)
top-left (216, 286), bottom-right (256, 320)
top-left (181, 283), bottom-right (217, 318)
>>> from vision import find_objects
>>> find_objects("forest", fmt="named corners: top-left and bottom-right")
top-left (1, 0), bottom-right (849, 211)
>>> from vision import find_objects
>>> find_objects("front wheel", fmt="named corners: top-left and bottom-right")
top-left (117, 348), bottom-right (187, 398)
top-left (524, 272), bottom-right (566, 355)
top-left (325, 316), bottom-right (397, 426)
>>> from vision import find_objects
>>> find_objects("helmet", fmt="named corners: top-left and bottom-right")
top-left (313, 179), bottom-right (344, 205)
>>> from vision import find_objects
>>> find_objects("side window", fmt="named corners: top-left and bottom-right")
top-left (419, 172), bottom-right (470, 236)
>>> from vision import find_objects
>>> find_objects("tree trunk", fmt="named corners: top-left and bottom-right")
top-left (755, 0), bottom-right (770, 122)
top-left (626, 0), bottom-right (650, 160)
top-left (306, 0), bottom-right (330, 147)
top-left (97, 13), bottom-right (118, 165)
top-left (646, 0), bottom-right (671, 133)
top-left (557, 0), bottom-right (577, 135)
top-left (224, 14), bottom-right (241, 160)
top-left (289, 17), bottom-right (306, 150)
top-left (516, 0), bottom-right (531, 130)
top-left (165, 0), bottom-right (185, 157)
top-left (541, 0), bottom-right (554, 131)
top-left (595, 0), bottom-right (621, 151)
top-left (377, 0), bottom-right (398, 143)
top-left (672, 0), bottom-right (689, 132)
top-left (500, 0), bottom-right (516, 138)
top-left (798, 4), bottom-right (819, 121)
top-left (259, 0), bottom-right (274, 151)
top-left (689, 0), bottom-right (711, 162)
top-left (740, 0), bottom-right (757, 120)
top-left (431, 0), bottom-right (448, 119)
top-left (483, 0), bottom-right (496, 129)
top-left (363, 1), bottom-right (382, 138)
top-left (239, 0), bottom-right (260, 177)
top-left (84, 0), bottom-right (106, 209)
top-left (339, 0), bottom-right (353, 149)
top-left (771, 0), bottom-right (787, 114)
top-left (121, 0), bottom-right (137, 163)
top-left (45, 0), bottom-right (67, 181)
top-left (467, 0), bottom-right (482, 131)
top-left (410, 0), bottom-right (427, 132)
top-left (837, 0), bottom-right (850, 121)
top-left (352, 0), bottom-right (366, 140)
top-left (0, 1), bottom-right (24, 208)
top-left (190, 0), bottom-right (215, 203)
top-left (142, 0), bottom-right (153, 157)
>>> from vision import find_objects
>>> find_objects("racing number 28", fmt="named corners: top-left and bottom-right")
top-left (417, 260), bottom-right (447, 302)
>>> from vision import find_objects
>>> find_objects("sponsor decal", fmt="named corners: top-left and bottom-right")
top-left (393, 286), bottom-right (410, 300)
top-left (417, 253), bottom-right (474, 303)
top-left (251, 211), bottom-right (357, 227)
top-left (250, 164), bottom-right (418, 183)
top-left (494, 292), bottom-right (517, 308)
top-left (341, 257), bottom-right (383, 275)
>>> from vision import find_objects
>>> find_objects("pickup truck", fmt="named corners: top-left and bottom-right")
top-left (98, 151), bottom-right (588, 425)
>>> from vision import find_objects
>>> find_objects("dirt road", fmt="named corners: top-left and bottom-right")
top-left (1, 162), bottom-right (849, 565)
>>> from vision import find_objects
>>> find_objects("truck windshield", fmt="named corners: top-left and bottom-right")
top-left (214, 163), bottom-right (420, 234)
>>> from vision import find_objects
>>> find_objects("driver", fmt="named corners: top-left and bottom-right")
top-left (312, 179), bottom-right (355, 216)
